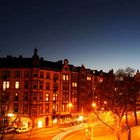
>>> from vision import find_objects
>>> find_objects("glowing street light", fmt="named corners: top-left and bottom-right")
top-left (67, 102), bottom-right (73, 113)
top-left (92, 102), bottom-right (96, 108)
top-left (68, 102), bottom-right (73, 108)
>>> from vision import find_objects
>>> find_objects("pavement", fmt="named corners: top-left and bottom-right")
top-left (59, 124), bottom-right (140, 140)
top-left (39, 124), bottom-right (140, 140)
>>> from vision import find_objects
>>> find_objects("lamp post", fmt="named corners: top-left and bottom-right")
top-left (91, 102), bottom-right (97, 140)
top-left (67, 103), bottom-right (73, 113)
top-left (92, 102), bottom-right (96, 110)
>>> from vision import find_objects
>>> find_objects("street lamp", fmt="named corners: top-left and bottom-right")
top-left (92, 102), bottom-right (96, 109)
top-left (67, 103), bottom-right (73, 113)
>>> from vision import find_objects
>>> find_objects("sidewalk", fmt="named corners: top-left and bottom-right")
top-left (31, 125), bottom-right (60, 133)
top-left (84, 125), bottom-right (140, 140)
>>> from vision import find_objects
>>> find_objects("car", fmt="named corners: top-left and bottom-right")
top-left (16, 127), bottom-right (30, 133)
top-left (4, 127), bottom-right (16, 133)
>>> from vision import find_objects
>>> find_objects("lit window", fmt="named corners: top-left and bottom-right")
top-left (72, 82), bottom-right (77, 87)
top-left (15, 81), bottom-right (19, 89)
top-left (87, 76), bottom-right (91, 81)
top-left (53, 104), bottom-right (58, 111)
top-left (3, 81), bottom-right (10, 90)
top-left (46, 93), bottom-right (49, 101)
top-left (100, 78), bottom-right (103, 83)
top-left (63, 74), bottom-right (69, 81)
top-left (53, 94), bottom-right (58, 101)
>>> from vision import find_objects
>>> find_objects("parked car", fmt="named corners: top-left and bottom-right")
top-left (4, 127), bottom-right (16, 133)
top-left (16, 127), bottom-right (30, 133)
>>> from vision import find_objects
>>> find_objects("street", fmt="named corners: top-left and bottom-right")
top-left (2, 112), bottom-right (140, 140)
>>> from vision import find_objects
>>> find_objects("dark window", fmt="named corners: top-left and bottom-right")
top-left (40, 72), bottom-right (44, 78)
top-left (33, 73), bottom-right (38, 78)
top-left (46, 72), bottom-right (50, 79)
top-left (39, 93), bottom-right (43, 101)
top-left (39, 82), bottom-right (43, 90)
top-left (14, 103), bottom-right (19, 113)
top-left (24, 81), bottom-right (29, 89)
top-left (15, 93), bottom-right (19, 101)
top-left (15, 71), bottom-right (20, 78)
top-left (24, 93), bottom-right (28, 101)
top-left (46, 82), bottom-right (50, 90)
top-left (2, 70), bottom-right (10, 79)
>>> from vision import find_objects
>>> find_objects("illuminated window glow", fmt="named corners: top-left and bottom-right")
top-left (72, 82), bottom-right (77, 87)
top-left (63, 74), bottom-right (69, 81)
top-left (46, 93), bottom-right (49, 101)
top-left (87, 76), bottom-right (91, 81)
top-left (53, 94), bottom-right (58, 101)
top-left (100, 78), bottom-right (103, 83)
top-left (3, 81), bottom-right (10, 90)
top-left (15, 81), bottom-right (19, 89)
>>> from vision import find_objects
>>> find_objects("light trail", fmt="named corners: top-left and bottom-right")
top-left (52, 125), bottom-right (84, 140)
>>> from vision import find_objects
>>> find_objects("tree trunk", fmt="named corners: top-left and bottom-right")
top-left (134, 97), bottom-right (138, 125)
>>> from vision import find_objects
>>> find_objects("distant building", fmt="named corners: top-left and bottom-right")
top-left (0, 49), bottom-right (103, 128)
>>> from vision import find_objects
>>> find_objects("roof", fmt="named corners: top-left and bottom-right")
top-left (0, 57), bottom-right (62, 70)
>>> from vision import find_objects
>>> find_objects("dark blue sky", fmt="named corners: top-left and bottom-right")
top-left (1, 0), bottom-right (140, 72)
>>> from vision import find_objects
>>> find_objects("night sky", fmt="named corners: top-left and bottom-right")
top-left (1, 0), bottom-right (140, 72)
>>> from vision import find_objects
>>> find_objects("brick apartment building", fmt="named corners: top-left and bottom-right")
top-left (0, 48), bottom-right (103, 128)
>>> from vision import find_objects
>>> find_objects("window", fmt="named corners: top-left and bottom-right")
top-left (63, 82), bottom-right (69, 91)
top-left (53, 84), bottom-right (58, 92)
top-left (39, 104), bottom-right (43, 114)
top-left (46, 93), bottom-right (49, 101)
top-left (3, 70), bottom-right (10, 79)
top-left (3, 81), bottom-right (10, 90)
top-left (15, 71), bottom-right (20, 78)
top-left (39, 81), bottom-right (43, 90)
top-left (15, 81), bottom-right (19, 89)
top-left (14, 103), bottom-right (19, 113)
top-left (87, 76), bottom-right (91, 81)
top-left (53, 104), bottom-right (58, 112)
top-left (100, 78), bottom-right (103, 83)
top-left (39, 93), bottom-right (43, 101)
top-left (24, 93), bottom-right (28, 101)
top-left (15, 93), bottom-right (19, 101)
top-left (46, 82), bottom-right (50, 90)
top-left (40, 72), bottom-right (44, 78)
top-left (46, 72), bottom-right (50, 79)
top-left (33, 93), bottom-right (37, 101)
top-left (33, 82), bottom-right (37, 89)
top-left (62, 93), bottom-right (69, 101)
top-left (53, 94), bottom-right (58, 101)
top-left (24, 81), bottom-right (29, 89)
top-left (45, 104), bottom-right (49, 113)
top-left (53, 74), bottom-right (59, 82)
top-left (72, 82), bottom-right (77, 87)
top-left (63, 74), bottom-right (69, 81)
top-left (33, 73), bottom-right (38, 78)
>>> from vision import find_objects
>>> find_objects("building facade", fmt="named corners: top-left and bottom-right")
top-left (0, 49), bottom-right (102, 129)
